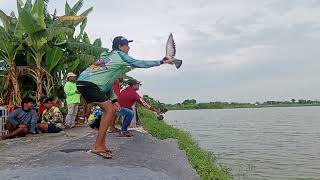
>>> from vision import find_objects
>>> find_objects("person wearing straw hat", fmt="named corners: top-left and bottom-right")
top-left (64, 72), bottom-right (81, 128)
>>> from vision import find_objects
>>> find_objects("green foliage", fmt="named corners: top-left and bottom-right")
top-left (66, 41), bottom-right (107, 57)
top-left (80, 7), bottom-right (93, 17)
top-left (65, 1), bottom-right (72, 15)
top-left (70, 0), bottom-right (84, 15)
top-left (93, 38), bottom-right (102, 47)
top-left (166, 99), bottom-right (320, 110)
top-left (0, 0), bottom-right (107, 103)
top-left (24, 0), bottom-right (33, 12)
top-left (182, 99), bottom-right (197, 105)
top-left (44, 47), bottom-right (64, 73)
top-left (19, 8), bottom-right (44, 35)
top-left (142, 95), bottom-right (158, 107)
top-left (0, 10), bottom-right (11, 31)
top-left (138, 107), bottom-right (232, 180)
top-left (32, 0), bottom-right (46, 28)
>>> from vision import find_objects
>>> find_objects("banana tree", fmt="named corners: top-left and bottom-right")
top-left (42, 46), bottom-right (64, 96)
top-left (0, 9), bottom-right (23, 105)
top-left (17, 0), bottom-right (47, 100)
top-left (17, 0), bottom-right (73, 100)
top-left (2, 0), bottom-right (107, 102)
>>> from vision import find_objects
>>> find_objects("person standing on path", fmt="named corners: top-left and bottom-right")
top-left (64, 72), bottom-right (81, 128)
top-left (76, 36), bottom-right (175, 159)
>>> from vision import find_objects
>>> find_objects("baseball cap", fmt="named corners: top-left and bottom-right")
top-left (67, 72), bottom-right (77, 78)
top-left (112, 36), bottom-right (133, 50)
top-left (128, 79), bottom-right (142, 86)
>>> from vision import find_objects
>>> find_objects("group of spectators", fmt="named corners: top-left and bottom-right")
top-left (1, 35), bottom-right (174, 159)
top-left (0, 96), bottom-right (63, 140)
top-left (0, 73), bottom-right (161, 140)
top-left (0, 72), bottom-right (79, 140)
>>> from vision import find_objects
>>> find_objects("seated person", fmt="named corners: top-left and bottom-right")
top-left (117, 79), bottom-right (161, 137)
top-left (37, 97), bottom-right (64, 133)
top-left (88, 105), bottom-right (132, 136)
top-left (38, 95), bottom-right (61, 117)
top-left (0, 97), bottom-right (38, 140)
top-left (88, 106), bottom-right (103, 130)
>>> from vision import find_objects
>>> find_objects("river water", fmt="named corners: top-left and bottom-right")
top-left (164, 107), bottom-right (320, 180)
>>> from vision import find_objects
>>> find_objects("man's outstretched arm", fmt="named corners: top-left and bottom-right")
top-left (118, 51), bottom-right (162, 68)
top-left (134, 93), bottom-right (161, 114)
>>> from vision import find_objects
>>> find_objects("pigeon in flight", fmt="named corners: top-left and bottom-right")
top-left (166, 33), bottom-right (182, 69)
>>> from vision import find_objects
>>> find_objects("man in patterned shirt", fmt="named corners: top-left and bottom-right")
top-left (37, 97), bottom-right (63, 133)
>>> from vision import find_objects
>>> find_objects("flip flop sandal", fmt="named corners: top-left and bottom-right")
top-left (89, 150), bottom-right (112, 159)
top-left (108, 128), bottom-right (121, 133)
top-left (117, 132), bottom-right (133, 137)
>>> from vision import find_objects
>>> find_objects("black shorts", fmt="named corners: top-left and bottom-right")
top-left (89, 115), bottom-right (101, 129)
top-left (47, 124), bottom-right (62, 133)
top-left (77, 81), bottom-right (108, 103)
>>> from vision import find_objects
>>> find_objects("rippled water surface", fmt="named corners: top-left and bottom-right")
top-left (164, 107), bottom-right (320, 180)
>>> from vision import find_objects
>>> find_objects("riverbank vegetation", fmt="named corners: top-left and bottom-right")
top-left (138, 106), bottom-right (232, 180)
top-left (142, 95), bottom-right (320, 110)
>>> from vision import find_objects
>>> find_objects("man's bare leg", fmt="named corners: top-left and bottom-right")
top-left (109, 114), bottom-right (118, 133)
top-left (5, 122), bottom-right (16, 133)
top-left (111, 116), bottom-right (116, 130)
top-left (92, 101), bottom-right (115, 152)
top-left (37, 123), bottom-right (48, 133)
top-left (0, 123), bottom-right (28, 140)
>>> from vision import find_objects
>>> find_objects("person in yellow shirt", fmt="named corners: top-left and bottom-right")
top-left (64, 72), bottom-right (81, 128)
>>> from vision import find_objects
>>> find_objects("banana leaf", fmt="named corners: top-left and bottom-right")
top-left (44, 47), bottom-right (64, 73)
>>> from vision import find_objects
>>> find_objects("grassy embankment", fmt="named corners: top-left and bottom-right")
top-left (138, 107), bottom-right (232, 180)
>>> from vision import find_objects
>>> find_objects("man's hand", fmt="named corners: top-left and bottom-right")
top-left (162, 56), bottom-right (175, 65)
top-left (113, 102), bottom-right (121, 112)
top-left (155, 109), bottom-right (161, 115)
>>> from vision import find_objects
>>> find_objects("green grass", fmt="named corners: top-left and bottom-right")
top-left (138, 107), bottom-right (232, 180)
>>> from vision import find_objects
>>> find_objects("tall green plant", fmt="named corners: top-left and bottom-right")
top-left (0, 9), bottom-right (24, 105)
top-left (0, 0), bottom-right (108, 104)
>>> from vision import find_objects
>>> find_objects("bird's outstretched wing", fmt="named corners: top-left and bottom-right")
top-left (166, 33), bottom-right (176, 57)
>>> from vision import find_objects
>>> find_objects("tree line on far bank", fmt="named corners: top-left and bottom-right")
top-left (142, 95), bottom-right (320, 110)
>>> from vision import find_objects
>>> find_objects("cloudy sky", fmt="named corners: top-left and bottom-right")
top-left (1, 0), bottom-right (320, 103)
